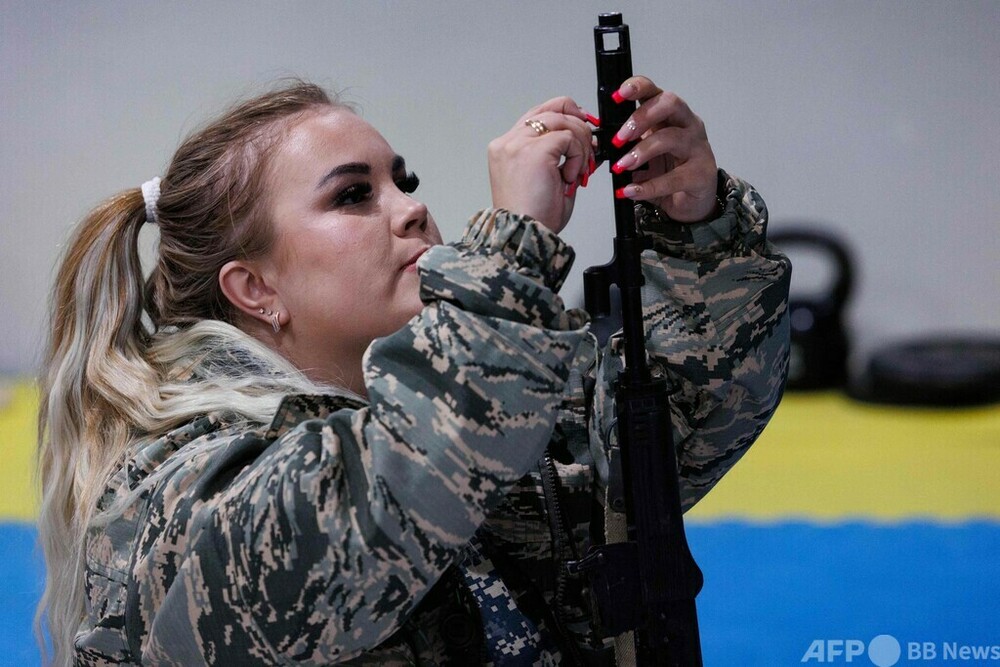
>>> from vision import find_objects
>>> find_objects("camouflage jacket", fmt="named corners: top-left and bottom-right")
top-left (75, 171), bottom-right (790, 665)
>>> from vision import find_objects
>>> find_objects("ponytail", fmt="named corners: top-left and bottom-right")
top-left (36, 188), bottom-right (159, 664)
top-left (36, 81), bottom-right (342, 663)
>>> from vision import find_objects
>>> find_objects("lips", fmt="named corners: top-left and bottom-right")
top-left (402, 246), bottom-right (430, 272)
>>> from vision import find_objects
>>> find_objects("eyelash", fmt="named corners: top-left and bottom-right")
top-left (397, 172), bottom-right (420, 194)
top-left (331, 172), bottom-right (420, 208)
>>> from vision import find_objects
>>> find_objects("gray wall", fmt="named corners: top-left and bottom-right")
top-left (2, 1), bottom-right (997, 375)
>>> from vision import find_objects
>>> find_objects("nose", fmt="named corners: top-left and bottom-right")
top-left (392, 191), bottom-right (429, 237)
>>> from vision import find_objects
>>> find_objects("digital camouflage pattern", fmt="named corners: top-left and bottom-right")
top-left (75, 170), bottom-right (790, 665)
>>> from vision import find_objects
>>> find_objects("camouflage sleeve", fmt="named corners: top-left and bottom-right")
top-left (144, 211), bottom-right (589, 663)
top-left (591, 170), bottom-right (791, 510)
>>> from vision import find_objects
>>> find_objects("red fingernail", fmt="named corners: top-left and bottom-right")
top-left (611, 90), bottom-right (626, 104)
top-left (615, 187), bottom-right (628, 199)
top-left (611, 134), bottom-right (626, 149)
top-left (585, 113), bottom-right (601, 127)
top-left (582, 170), bottom-right (590, 188)
top-left (611, 161), bottom-right (626, 175)
top-left (565, 181), bottom-right (579, 197)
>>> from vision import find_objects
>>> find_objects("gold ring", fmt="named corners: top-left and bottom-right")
top-left (524, 119), bottom-right (549, 135)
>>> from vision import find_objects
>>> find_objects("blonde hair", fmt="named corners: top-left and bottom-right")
top-left (36, 82), bottom-right (346, 664)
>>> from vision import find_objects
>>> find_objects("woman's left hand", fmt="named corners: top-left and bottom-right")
top-left (609, 76), bottom-right (719, 223)
top-left (488, 96), bottom-right (596, 235)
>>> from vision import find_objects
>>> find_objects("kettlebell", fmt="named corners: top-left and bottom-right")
top-left (770, 228), bottom-right (854, 390)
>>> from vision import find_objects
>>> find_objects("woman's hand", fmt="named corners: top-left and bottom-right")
top-left (488, 97), bottom-right (596, 234)
top-left (609, 76), bottom-right (719, 223)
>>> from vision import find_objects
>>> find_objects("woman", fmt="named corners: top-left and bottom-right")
top-left (38, 76), bottom-right (789, 665)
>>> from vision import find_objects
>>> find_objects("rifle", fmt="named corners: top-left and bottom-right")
top-left (572, 12), bottom-right (705, 666)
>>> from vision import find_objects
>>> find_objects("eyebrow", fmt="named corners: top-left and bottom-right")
top-left (315, 155), bottom-right (407, 190)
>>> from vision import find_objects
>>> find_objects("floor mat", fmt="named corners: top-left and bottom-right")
top-left (4, 521), bottom-right (997, 666)
top-left (689, 521), bottom-right (1000, 665)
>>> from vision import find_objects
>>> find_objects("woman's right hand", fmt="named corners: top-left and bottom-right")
top-left (488, 97), bottom-right (596, 234)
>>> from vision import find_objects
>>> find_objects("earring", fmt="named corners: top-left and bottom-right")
top-left (269, 310), bottom-right (281, 333)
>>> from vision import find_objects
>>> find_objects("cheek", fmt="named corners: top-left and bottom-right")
top-left (274, 232), bottom-right (348, 304)
top-left (284, 224), bottom-right (375, 278)
top-left (295, 234), bottom-right (395, 313)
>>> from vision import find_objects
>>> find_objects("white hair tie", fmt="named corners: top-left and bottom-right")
top-left (141, 177), bottom-right (161, 225)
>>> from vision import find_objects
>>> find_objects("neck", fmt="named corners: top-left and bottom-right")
top-left (239, 316), bottom-right (369, 399)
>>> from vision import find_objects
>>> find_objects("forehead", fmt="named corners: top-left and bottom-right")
top-left (273, 108), bottom-right (394, 175)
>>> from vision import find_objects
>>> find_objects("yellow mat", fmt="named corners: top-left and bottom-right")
top-left (688, 391), bottom-right (1000, 522)
top-left (3, 382), bottom-right (999, 522)
top-left (0, 382), bottom-right (39, 521)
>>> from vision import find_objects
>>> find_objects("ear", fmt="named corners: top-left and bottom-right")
top-left (219, 260), bottom-right (283, 328)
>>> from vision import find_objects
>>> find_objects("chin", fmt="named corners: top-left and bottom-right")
top-left (378, 304), bottom-right (424, 339)
top-left (404, 301), bottom-right (426, 324)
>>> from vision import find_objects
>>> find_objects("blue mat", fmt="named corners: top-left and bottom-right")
top-left (3, 521), bottom-right (998, 665)
top-left (0, 523), bottom-right (44, 664)
top-left (690, 521), bottom-right (1000, 665)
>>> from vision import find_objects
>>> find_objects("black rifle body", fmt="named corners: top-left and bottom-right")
top-left (580, 13), bottom-right (704, 666)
